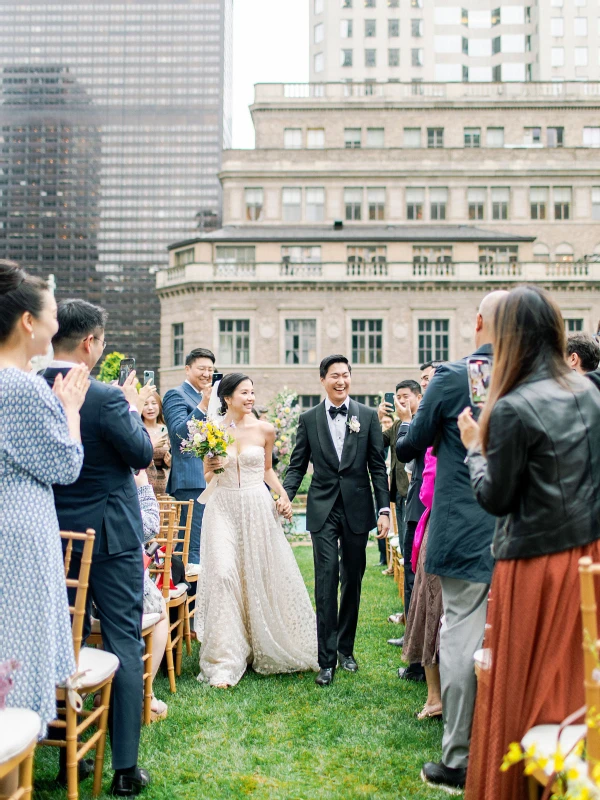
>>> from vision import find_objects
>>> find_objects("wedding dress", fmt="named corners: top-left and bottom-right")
top-left (195, 445), bottom-right (319, 686)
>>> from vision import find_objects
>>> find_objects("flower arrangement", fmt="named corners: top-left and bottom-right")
top-left (180, 418), bottom-right (234, 474)
top-left (268, 389), bottom-right (301, 537)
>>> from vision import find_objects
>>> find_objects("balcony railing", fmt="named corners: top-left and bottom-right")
top-left (157, 260), bottom-right (600, 288)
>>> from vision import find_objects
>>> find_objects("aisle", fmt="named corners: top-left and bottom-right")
top-left (33, 546), bottom-right (450, 799)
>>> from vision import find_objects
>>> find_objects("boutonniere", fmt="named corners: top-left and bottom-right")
top-left (347, 415), bottom-right (360, 434)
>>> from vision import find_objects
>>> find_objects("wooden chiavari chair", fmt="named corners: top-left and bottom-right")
top-left (0, 707), bottom-right (40, 800)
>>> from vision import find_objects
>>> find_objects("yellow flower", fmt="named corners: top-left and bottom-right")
top-left (552, 746), bottom-right (565, 774)
top-left (591, 762), bottom-right (600, 785)
top-left (275, 440), bottom-right (282, 447)
top-left (284, 407), bottom-right (290, 413)
top-left (500, 742), bottom-right (524, 772)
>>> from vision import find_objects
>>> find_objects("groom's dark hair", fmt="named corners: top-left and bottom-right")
top-left (319, 354), bottom-right (351, 379)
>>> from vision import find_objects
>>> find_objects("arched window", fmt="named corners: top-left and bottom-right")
top-left (555, 242), bottom-right (574, 263)
top-left (533, 243), bottom-right (550, 262)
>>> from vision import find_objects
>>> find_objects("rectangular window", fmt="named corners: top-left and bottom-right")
top-left (551, 47), bottom-right (564, 67)
top-left (413, 246), bottom-right (453, 276)
top-left (366, 128), bottom-right (384, 147)
top-left (344, 187), bottom-right (363, 220)
top-left (298, 394), bottom-right (321, 410)
top-left (341, 0), bottom-right (352, 7)
top-left (584, 127), bottom-right (600, 147)
top-left (340, 19), bottom-right (353, 37)
top-left (479, 246), bottom-right (518, 266)
top-left (412, 0), bottom-right (423, 6)
top-left (215, 246), bottom-right (256, 264)
top-left (486, 127), bottom-right (504, 147)
top-left (565, 319), bottom-right (584, 333)
top-left (418, 319), bottom-right (449, 363)
top-left (491, 187), bottom-right (509, 220)
top-left (314, 22), bottom-right (324, 43)
top-left (172, 323), bottom-right (184, 367)
top-left (282, 188), bottom-right (302, 222)
top-left (281, 246), bottom-right (322, 264)
top-left (314, 0), bottom-right (323, 13)
top-left (389, 0), bottom-right (399, 6)
top-left (285, 319), bottom-right (317, 365)
top-left (492, 65), bottom-right (502, 82)
top-left (341, 49), bottom-right (353, 67)
top-left (412, 47), bottom-right (424, 66)
top-left (491, 7), bottom-right (500, 25)
top-left (575, 47), bottom-right (588, 66)
top-left (306, 187), bottom-right (325, 222)
top-left (430, 187), bottom-right (448, 220)
top-left (468, 187), bottom-right (486, 220)
top-left (245, 188), bottom-right (263, 221)
top-left (307, 128), bottom-right (325, 148)
top-left (365, 0), bottom-right (376, 6)
top-left (344, 128), bottom-right (361, 148)
top-left (284, 128), bottom-right (302, 149)
top-left (554, 186), bottom-right (571, 220)
top-left (592, 187), bottom-right (600, 221)
top-left (314, 52), bottom-right (324, 73)
top-left (404, 127), bottom-right (421, 148)
top-left (365, 49), bottom-right (377, 67)
top-left (174, 247), bottom-right (194, 267)
top-left (464, 127), bottom-right (481, 148)
top-left (524, 127), bottom-right (541, 145)
top-left (492, 36), bottom-right (501, 54)
top-left (353, 395), bottom-right (382, 408)
top-left (530, 187), bottom-right (548, 220)
top-left (406, 187), bottom-right (424, 220)
top-left (365, 19), bottom-right (376, 36)
top-left (551, 17), bottom-right (564, 37)
top-left (547, 127), bottom-right (564, 148)
top-left (347, 246), bottom-right (387, 272)
top-left (411, 18), bottom-right (424, 37)
top-left (352, 319), bottom-right (383, 364)
top-left (388, 18), bottom-right (400, 36)
top-left (574, 17), bottom-right (588, 36)
top-left (388, 48), bottom-right (400, 66)
top-left (368, 187), bottom-right (385, 220)
top-left (427, 128), bottom-right (444, 148)
top-left (219, 320), bottom-right (250, 365)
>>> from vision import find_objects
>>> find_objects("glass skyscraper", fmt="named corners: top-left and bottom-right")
top-left (0, 0), bottom-right (233, 373)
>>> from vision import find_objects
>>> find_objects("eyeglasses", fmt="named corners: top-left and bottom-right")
top-left (93, 337), bottom-right (107, 351)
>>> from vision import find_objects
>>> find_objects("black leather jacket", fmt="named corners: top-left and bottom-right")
top-left (466, 369), bottom-right (600, 561)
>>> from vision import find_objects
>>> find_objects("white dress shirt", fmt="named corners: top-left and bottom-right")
top-left (324, 397), bottom-right (349, 461)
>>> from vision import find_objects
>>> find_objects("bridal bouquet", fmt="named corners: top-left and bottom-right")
top-left (180, 418), bottom-right (234, 474)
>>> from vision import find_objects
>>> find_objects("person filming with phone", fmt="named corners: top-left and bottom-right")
top-left (141, 388), bottom-right (171, 496)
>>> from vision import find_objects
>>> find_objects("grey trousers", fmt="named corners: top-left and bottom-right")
top-left (439, 576), bottom-right (490, 770)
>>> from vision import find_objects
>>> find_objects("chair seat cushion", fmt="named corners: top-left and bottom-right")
top-left (521, 724), bottom-right (587, 776)
top-left (473, 648), bottom-right (492, 672)
top-left (76, 647), bottom-right (120, 688)
top-left (0, 708), bottom-right (41, 763)
top-left (390, 536), bottom-right (400, 548)
top-left (142, 612), bottom-right (161, 631)
top-left (169, 582), bottom-right (188, 600)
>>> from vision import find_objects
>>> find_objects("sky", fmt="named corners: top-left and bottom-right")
top-left (232, 0), bottom-right (309, 149)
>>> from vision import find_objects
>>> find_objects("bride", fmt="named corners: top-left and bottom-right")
top-left (194, 372), bottom-right (319, 688)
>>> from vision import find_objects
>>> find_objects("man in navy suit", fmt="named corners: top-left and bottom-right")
top-left (162, 347), bottom-right (215, 566)
top-left (44, 299), bottom-right (154, 797)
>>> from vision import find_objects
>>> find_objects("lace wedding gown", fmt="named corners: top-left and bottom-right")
top-left (195, 445), bottom-right (319, 686)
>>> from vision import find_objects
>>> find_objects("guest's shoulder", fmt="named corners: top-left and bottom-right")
top-left (163, 383), bottom-right (185, 400)
top-left (1, 367), bottom-right (54, 405)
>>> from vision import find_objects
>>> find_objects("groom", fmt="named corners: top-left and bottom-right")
top-left (284, 355), bottom-right (390, 686)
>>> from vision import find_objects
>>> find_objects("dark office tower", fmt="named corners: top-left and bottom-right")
top-left (0, 0), bottom-right (233, 374)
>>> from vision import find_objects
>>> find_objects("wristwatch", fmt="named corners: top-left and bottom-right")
top-left (379, 510), bottom-right (391, 517)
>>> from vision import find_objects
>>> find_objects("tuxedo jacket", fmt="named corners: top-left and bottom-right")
top-left (284, 399), bottom-right (390, 534)
top-left (43, 368), bottom-right (154, 555)
top-left (162, 381), bottom-right (207, 494)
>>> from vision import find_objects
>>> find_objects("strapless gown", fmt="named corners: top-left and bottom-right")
top-left (195, 445), bottom-right (319, 686)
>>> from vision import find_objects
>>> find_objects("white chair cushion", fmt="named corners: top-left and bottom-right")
top-left (76, 647), bottom-right (119, 688)
top-left (473, 648), bottom-right (492, 672)
top-left (169, 582), bottom-right (188, 600)
top-left (390, 536), bottom-right (399, 548)
top-left (142, 612), bottom-right (161, 631)
top-left (185, 563), bottom-right (200, 577)
top-left (0, 708), bottom-right (41, 763)
top-left (521, 724), bottom-right (587, 776)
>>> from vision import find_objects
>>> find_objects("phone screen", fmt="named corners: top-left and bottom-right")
top-left (467, 357), bottom-right (492, 407)
top-left (118, 358), bottom-right (135, 386)
top-left (384, 392), bottom-right (395, 408)
top-left (212, 371), bottom-right (223, 386)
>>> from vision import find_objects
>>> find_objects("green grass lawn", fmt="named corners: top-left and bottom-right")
top-left (33, 545), bottom-right (452, 800)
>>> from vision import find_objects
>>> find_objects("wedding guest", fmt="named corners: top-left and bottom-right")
top-left (566, 332), bottom-right (600, 374)
top-left (141, 392), bottom-right (171, 496)
top-left (419, 361), bottom-right (436, 393)
top-left (0, 262), bottom-right (87, 752)
top-left (459, 286), bottom-right (600, 800)
top-left (162, 348), bottom-right (215, 567)
top-left (397, 291), bottom-right (506, 793)
top-left (44, 298), bottom-right (153, 797)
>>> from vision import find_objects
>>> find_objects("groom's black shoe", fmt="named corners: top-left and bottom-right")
top-left (110, 768), bottom-right (151, 796)
top-left (421, 761), bottom-right (466, 794)
top-left (338, 653), bottom-right (359, 673)
top-left (315, 667), bottom-right (335, 686)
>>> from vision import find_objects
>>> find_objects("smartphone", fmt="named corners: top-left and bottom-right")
top-left (118, 357), bottom-right (135, 386)
top-left (212, 371), bottom-right (223, 386)
top-left (143, 370), bottom-right (154, 386)
top-left (384, 392), bottom-right (395, 409)
top-left (467, 356), bottom-right (492, 407)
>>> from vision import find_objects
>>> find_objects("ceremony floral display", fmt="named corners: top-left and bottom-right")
top-left (268, 389), bottom-right (301, 536)
top-left (180, 418), bottom-right (234, 474)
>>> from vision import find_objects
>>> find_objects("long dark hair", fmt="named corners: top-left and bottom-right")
top-left (141, 391), bottom-right (166, 427)
top-left (479, 285), bottom-right (570, 454)
top-left (0, 260), bottom-right (48, 344)
top-left (217, 372), bottom-right (253, 415)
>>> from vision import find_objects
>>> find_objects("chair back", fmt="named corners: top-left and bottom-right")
top-left (60, 529), bottom-right (95, 661)
top-left (390, 501), bottom-right (398, 537)
top-left (149, 506), bottom-right (177, 600)
top-left (578, 557), bottom-right (600, 765)
top-left (170, 499), bottom-right (194, 568)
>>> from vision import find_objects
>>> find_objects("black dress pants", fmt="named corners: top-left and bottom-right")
top-left (311, 495), bottom-right (369, 668)
top-left (403, 520), bottom-right (417, 616)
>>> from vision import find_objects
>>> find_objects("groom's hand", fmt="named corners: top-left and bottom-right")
top-left (376, 514), bottom-right (390, 539)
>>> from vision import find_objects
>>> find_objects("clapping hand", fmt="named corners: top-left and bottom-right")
top-left (458, 407), bottom-right (481, 451)
top-left (52, 363), bottom-right (90, 412)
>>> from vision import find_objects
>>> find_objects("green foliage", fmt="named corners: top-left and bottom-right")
top-left (299, 473), bottom-right (312, 495)
top-left (32, 546), bottom-right (449, 800)
top-left (97, 351), bottom-right (126, 384)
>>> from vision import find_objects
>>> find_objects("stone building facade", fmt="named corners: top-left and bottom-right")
top-left (157, 82), bottom-right (600, 406)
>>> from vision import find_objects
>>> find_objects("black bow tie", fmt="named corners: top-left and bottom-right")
top-left (329, 405), bottom-right (348, 419)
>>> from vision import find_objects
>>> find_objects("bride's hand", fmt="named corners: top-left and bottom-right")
top-left (205, 455), bottom-right (226, 472)
top-left (276, 496), bottom-right (293, 521)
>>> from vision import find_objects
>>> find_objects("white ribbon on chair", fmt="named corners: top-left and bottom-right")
top-left (64, 669), bottom-right (91, 711)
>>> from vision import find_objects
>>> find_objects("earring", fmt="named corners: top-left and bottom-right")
top-left (31, 333), bottom-right (35, 340)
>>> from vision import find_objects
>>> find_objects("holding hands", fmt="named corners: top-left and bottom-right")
top-left (457, 407), bottom-right (481, 451)
top-left (275, 493), bottom-right (293, 521)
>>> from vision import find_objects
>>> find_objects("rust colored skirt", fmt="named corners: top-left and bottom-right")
top-left (465, 539), bottom-right (600, 800)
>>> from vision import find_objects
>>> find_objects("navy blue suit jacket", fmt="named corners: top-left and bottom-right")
top-left (43, 368), bottom-right (153, 555)
top-left (162, 382), bottom-right (207, 493)
top-left (395, 344), bottom-right (496, 584)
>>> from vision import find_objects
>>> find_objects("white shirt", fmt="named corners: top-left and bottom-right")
top-left (324, 397), bottom-right (349, 461)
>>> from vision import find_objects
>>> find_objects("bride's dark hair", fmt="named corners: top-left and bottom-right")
top-left (217, 372), bottom-right (253, 415)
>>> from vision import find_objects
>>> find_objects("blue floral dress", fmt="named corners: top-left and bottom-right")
top-left (0, 368), bottom-right (83, 733)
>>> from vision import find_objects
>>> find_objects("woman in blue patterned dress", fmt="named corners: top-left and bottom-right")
top-left (0, 260), bottom-right (89, 738)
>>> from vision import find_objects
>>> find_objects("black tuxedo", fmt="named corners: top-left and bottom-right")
top-left (284, 398), bottom-right (389, 667)
top-left (43, 368), bottom-right (153, 771)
